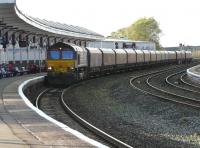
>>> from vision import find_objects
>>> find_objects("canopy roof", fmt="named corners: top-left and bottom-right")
top-left (0, 0), bottom-right (104, 41)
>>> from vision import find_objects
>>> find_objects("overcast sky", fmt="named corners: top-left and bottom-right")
top-left (16, 0), bottom-right (200, 47)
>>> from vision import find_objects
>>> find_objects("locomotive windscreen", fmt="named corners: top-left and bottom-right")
top-left (47, 49), bottom-right (75, 60)
top-left (48, 50), bottom-right (60, 60)
top-left (48, 42), bottom-right (76, 60)
top-left (62, 51), bottom-right (74, 59)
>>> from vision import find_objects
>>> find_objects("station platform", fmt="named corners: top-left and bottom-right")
top-left (187, 64), bottom-right (200, 83)
top-left (0, 74), bottom-right (106, 148)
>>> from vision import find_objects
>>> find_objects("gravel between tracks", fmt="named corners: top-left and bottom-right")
top-left (63, 64), bottom-right (200, 148)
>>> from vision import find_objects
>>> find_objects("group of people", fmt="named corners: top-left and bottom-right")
top-left (0, 63), bottom-right (45, 77)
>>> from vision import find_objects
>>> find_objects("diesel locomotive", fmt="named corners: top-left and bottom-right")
top-left (46, 42), bottom-right (192, 85)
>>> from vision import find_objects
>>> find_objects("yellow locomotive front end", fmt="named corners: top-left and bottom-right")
top-left (46, 42), bottom-right (77, 86)
top-left (47, 60), bottom-right (75, 74)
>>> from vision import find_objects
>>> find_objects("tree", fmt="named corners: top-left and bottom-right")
top-left (108, 28), bottom-right (127, 39)
top-left (108, 17), bottom-right (162, 50)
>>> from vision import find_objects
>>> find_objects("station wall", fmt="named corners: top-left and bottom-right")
top-left (0, 45), bottom-right (46, 65)
top-left (88, 40), bottom-right (156, 50)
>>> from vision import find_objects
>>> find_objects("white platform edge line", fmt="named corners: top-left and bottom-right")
top-left (18, 76), bottom-right (109, 148)
top-left (187, 65), bottom-right (200, 79)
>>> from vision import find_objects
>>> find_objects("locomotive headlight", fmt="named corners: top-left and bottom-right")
top-left (48, 66), bottom-right (52, 71)
top-left (67, 66), bottom-right (74, 72)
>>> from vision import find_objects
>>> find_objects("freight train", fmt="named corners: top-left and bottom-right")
top-left (46, 42), bottom-right (192, 85)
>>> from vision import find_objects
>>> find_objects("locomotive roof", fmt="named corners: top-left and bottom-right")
top-left (49, 42), bottom-right (75, 50)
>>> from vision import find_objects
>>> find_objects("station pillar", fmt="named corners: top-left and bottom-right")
top-left (13, 45), bottom-right (15, 64)
top-left (0, 48), bottom-right (2, 65)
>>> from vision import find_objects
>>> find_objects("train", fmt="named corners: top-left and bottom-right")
top-left (46, 42), bottom-right (192, 85)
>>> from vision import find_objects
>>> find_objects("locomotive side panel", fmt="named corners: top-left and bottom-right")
top-left (168, 51), bottom-right (176, 61)
top-left (125, 49), bottom-right (137, 64)
top-left (75, 46), bottom-right (88, 68)
top-left (143, 50), bottom-right (151, 63)
top-left (155, 51), bottom-right (162, 62)
top-left (164, 51), bottom-right (169, 61)
top-left (101, 48), bottom-right (116, 66)
top-left (176, 51), bottom-right (182, 60)
top-left (150, 51), bottom-right (157, 62)
top-left (160, 51), bottom-right (165, 61)
top-left (115, 49), bottom-right (127, 65)
top-left (86, 48), bottom-right (102, 67)
top-left (135, 50), bottom-right (144, 63)
top-left (186, 51), bottom-right (192, 59)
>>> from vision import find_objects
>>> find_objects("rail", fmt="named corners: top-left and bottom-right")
top-left (61, 85), bottom-right (133, 148)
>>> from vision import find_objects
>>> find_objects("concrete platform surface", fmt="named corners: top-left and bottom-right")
top-left (0, 74), bottom-right (104, 148)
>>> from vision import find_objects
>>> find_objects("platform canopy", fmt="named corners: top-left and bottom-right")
top-left (0, 0), bottom-right (104, 41)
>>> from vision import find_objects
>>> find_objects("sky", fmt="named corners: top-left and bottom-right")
top-left (16, 0), bottom-right (200, 47)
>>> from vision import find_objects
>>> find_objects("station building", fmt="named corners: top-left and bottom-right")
top-left (165, 46), bottom-right (200, 59)
top-left (88, 38), bottom-right (156, 50)
top-left (0, 0), bottom-right (104, 67)
top-left (0, 0), bottom-right (157, 69)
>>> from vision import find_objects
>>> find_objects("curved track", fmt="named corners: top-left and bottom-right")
top-left (35, 87), bottom-right (132, 148)
top-left (166, 71), bottom-right (200, 94)
top-left (130, 63), bottom-right (200, 109)
top-left (34, 62), bottom-right (200, 148)
top-left (181, 73), bottom-right (200, 89)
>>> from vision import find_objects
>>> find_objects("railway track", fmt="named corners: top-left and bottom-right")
top-left (180, 73), bottom-right (200, 89)
top-left (35, 87), bottom-right (132, 148)
top-left (166, 71), bottom-right (200, 94)
top-left (34, 63), bottom-right (190, 148)
top-left (34, 61), bottom-right (200, 148)
top-left (130, 63), bottom-right (200, 109)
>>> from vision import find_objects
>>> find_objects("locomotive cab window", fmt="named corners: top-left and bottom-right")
top-left (48, 50), bottom-right (60, 60)
top-left (62, 50), bottom-right (74, 59)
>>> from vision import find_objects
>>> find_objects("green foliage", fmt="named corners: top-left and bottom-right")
top-left (108, 17), bottom-right (162, 50)
top-left (109, 28), bottom-right (128, 39)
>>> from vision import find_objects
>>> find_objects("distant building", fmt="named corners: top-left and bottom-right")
top-left (164, 46), bottom-right (200, 51)
top-left (165, 46), bottom-right (200, 58)
top-left (88, 38), bottom-right (156, 50)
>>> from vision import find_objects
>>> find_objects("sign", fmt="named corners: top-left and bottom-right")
top-left (123, 42), bottom-right (136, 49)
